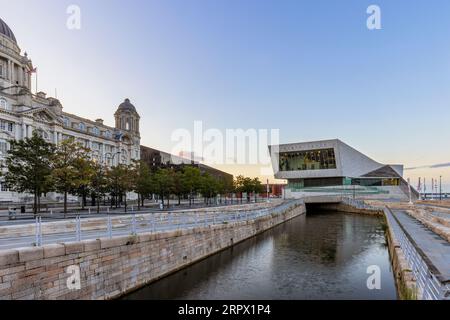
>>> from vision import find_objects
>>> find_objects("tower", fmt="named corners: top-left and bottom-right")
top-left (114, 98), bottom-right (140, 136)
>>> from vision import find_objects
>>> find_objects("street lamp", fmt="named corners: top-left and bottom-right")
top-left (106, 151), bottom-right (121, 209)
top-left (440, 176), bottom-right (442, 201)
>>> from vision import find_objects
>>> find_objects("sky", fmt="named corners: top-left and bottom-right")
top-left (1, 0), bottom-right (450, 190)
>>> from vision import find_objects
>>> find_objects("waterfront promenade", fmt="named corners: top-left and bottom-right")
top-left (0, 200), bottom-right (287, 250)
top-left (0, 196), bottom-right (449, 300)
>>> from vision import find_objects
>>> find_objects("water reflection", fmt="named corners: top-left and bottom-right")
top-left (123, 211), bottom-right (397, 300)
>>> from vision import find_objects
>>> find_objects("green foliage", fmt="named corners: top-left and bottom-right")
top-left (130, 160), bottom-right (154, 208)
top-left (2, 131), bottom-right (54, 214)
top-left (234, 175), bottom-right (265, 202)
top-left (2, 133), bottom-right (264, 211)
top-left (51, 138), bottom-right (92, 213)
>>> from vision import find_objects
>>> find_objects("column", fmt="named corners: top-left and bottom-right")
top-left (15, 123), bottom-right (20, 140)
top-left (101, 144), bottom-right (105, 164)
top-left (27, 125), bottom-right (33, 138)
top-left (53, 130), bottom-right (58, 145)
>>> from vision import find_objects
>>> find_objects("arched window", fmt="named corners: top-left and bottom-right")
top-left (62, 117), bottom-right (70, 127)
top-left (92, 127), bottom-right (99, 135)
top-left (79, 123), bottom-right (86, 131)
top-left (0, 98), bottom-right (7, 110)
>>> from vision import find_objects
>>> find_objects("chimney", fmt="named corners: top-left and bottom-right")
top-left (95, 119), bottom-right (104, 125)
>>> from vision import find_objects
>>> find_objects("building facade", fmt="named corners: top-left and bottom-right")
top-left (140, 145), bottom-right (234, 185)
top-left (269, 139), bottom-right (417, 199)
top-left (0, 18), bottom-right (141, 202)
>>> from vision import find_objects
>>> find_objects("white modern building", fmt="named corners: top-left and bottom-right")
top-left (269, 139), bottom-right (417, 199)
top-left (0, 18), bottom-right (141, 203)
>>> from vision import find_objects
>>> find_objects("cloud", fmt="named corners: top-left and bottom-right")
top-left (405, 162), bottom-right (450, 170)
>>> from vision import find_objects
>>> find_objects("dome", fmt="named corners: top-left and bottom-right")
top-left (117, 98), bottom-right (137, 113)
top-left (0, 18), bottom-right (17, 43)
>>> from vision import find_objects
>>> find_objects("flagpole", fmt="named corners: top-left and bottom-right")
top-left (35, 68), bottom-right (38, 94)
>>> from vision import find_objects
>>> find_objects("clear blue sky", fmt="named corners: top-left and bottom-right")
top-left (2, 0), bottom-right (450, 189)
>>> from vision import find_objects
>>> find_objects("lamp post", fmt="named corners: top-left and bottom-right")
top-left (407, 178), bottom-right (413, 205)
top-left (440, 176), bottom-right (442, 201)
top-left (106, 151), bottom-right (121, 209)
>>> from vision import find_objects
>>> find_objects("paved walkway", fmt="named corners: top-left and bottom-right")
top-left (392, 209), bottom-right (450, 282)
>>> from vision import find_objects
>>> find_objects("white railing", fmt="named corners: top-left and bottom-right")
top-left (31, 199), bottom-right (304, 248)
top-left (384, 207), bottom-right (450, 300)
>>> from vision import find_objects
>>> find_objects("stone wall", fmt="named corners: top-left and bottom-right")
top-left (383, 209), bottom-right (419, 300)
top-left (0, 202), bottom-right (305, 300)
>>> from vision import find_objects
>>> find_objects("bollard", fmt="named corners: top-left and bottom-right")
top-left (88, 208), bottom-right (91, 215)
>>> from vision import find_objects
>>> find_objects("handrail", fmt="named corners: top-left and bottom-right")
top-left (384, 207), bottom-right (449, 300)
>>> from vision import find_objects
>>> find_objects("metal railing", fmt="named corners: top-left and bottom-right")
top-left (31, 199), bottom-right (303, 248)
top-left (384, 207), bottom-right (450, 300)
top-left (340, 197), bottom-right (383, 211)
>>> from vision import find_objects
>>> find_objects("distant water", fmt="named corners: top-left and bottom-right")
top-left (123, 211), bottom-right (397, 300)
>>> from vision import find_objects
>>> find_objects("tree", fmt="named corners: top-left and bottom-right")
top-left (172, 169), bottom-right (189, 206)
top-left (130, 160), bottom-right (153, 210)
top-left (154, 168), bottom-right (174, 209)
top-left (251, 178), bottom-right (265, 202)
top-left (71, 152), bottom-right (95, 210)
top-left (2, 131), bottom-right (54, 215)
top-left (106, 164), bottom-right (134, 211)
top-left (91, 161), bottom-right (108, 213)
top-left (182, 166), bottom-right (201, 206)
top-left (234, 175), bottom-right (264, 203)
top-left (51, 138), bottom-right (91, 214)
top-left (199, 173), bottom-right (220, 205)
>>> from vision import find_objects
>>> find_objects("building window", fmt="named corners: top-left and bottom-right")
top-left (1, 183), bottom-right (8, 192)
top-left (92, 127), bottom-right (99, 135)
top-left (104, 131), bottom-right (111, 139)
top-left (0, 120), bottom-right (13, 132)
top-left (0, 98), bottom-right (7, 110)
top-left (0, 140), bottom-right (9, 154)
top-left (279, 148), bottom-right (337, 172)
top-left (79, 123), bottom-right (86, 131)
top-left (63, 117), bottom-right (70, 127)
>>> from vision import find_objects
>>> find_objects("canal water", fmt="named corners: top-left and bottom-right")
top-left (123, 210), bottom-right (398, 300)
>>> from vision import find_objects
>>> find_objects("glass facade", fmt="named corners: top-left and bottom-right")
top-left (279, 148), bottom-right (337, 171)
top-left (287, 177), bottom-right (401, 189)
top-left (351, 178), bottom-right (400, 187)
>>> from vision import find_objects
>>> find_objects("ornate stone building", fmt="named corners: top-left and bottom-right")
top-left (0, 18), bottom-right (141, 202)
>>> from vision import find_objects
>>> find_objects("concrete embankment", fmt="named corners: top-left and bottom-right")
top-left (0, 201), bottom-right (304, 300)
